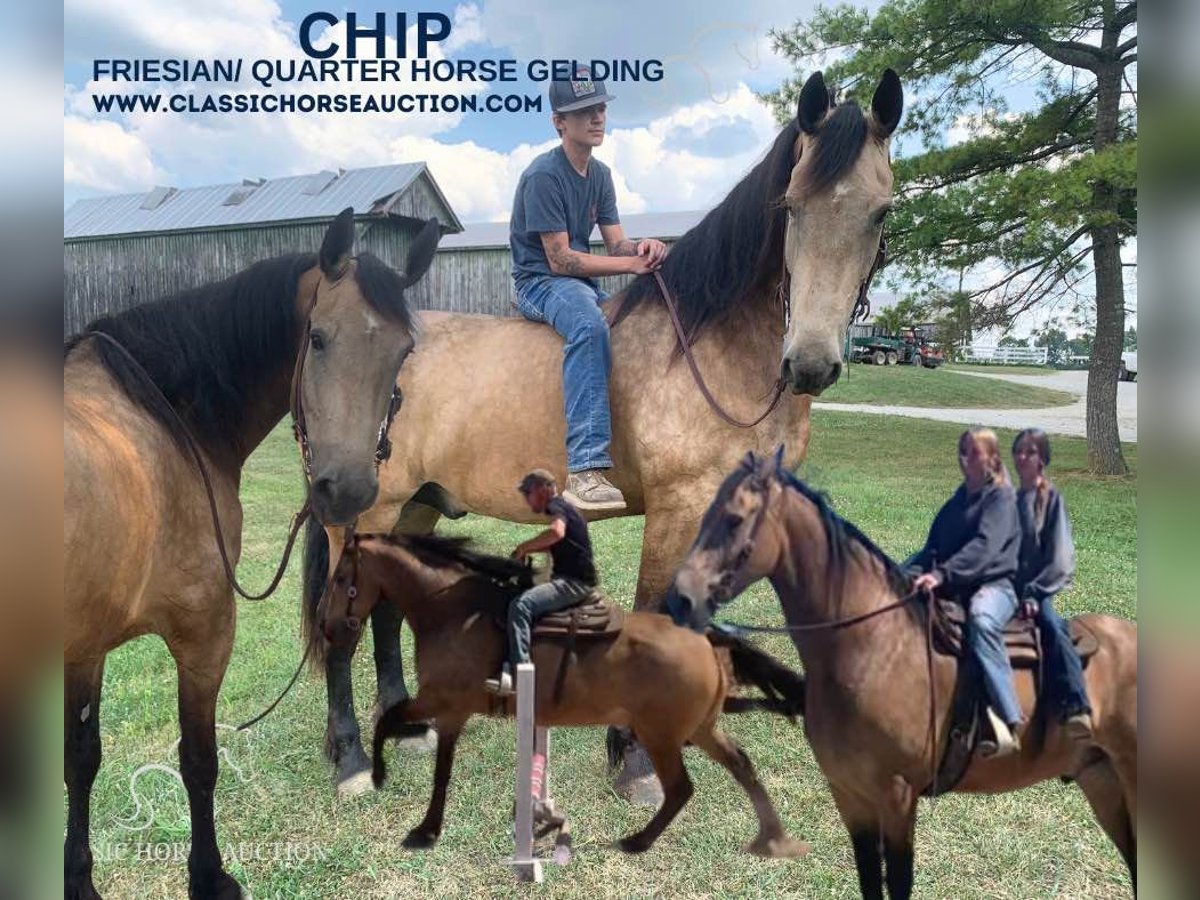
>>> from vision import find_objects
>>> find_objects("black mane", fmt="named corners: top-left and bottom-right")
top-left (394, 533), bottom-right (534, 590)
top-left (612, 101), bottom-right (871, 345)
top-left (776, 466), bottom-right (911, 599)
top-left (64, 250), bottom-right (416, 471)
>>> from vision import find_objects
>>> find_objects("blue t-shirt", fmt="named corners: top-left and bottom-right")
top-left (510, 146), bottom-right (620, 285)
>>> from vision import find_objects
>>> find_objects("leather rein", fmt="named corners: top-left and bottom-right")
top-left (648, 233), bottom-right (885, 429)
top-left (83, 259), bottom-right (401, 602)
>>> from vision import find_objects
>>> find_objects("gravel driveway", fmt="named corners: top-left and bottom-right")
top-left (814, 368), bottom-right (1138, 442)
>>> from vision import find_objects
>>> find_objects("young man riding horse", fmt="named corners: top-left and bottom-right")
top-left (486, 469), bottom-right (597, 695)
top-left (509, 69), bottom-right (667, 511)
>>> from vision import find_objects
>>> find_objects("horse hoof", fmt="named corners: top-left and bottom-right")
top-left (749, 835), bottom-right (811, 858)
top-left (617, 833), bottom-right (653, 854)
top-left (613, 772), bottom-right (664, 807)
top-left (403, 827), bottom-right (438, 849)
top-left (396, 726), bottom-right (438, 755)
top-left (189, 870), bottom-right (243, 899)
top-left (553, 843), bottom-right (572, 867)
top-left (336, 769), bottom-right (375, 799)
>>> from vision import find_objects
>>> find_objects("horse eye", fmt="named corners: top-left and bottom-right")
top-left (874, 207), bottom-right (891, 227)
top-left (310, 330), bottom-right (327, 352)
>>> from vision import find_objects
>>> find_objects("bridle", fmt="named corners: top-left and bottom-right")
top-left (653, 225), bottom-right (887, 430)
top-left (289, 259), bottom-right (405, 482)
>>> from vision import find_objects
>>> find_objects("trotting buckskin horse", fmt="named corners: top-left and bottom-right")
top-left (64, 210), bottom-right (439, 899)
top-left (303, 69), bottom-right (906, 801)
top-left (666, 451), bottom-right (1138, 899)
top-left (318, 531), bottom-right (811, 858)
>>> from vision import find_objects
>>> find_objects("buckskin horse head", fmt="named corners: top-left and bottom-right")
top-left (297, 212), bottom-right (440, 524)
top-left (779, 69), bottom-right (903, 395)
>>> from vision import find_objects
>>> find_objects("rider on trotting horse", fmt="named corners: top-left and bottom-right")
top-left (486, 469), bottom-right (598, 695)
top-left (508, 67), bottom-right (668, 511)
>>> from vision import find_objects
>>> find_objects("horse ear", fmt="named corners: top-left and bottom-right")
top-left (797, 71), bottom-right (831, 135)
top-left (400, 217), bottom-right (441, 289)
top-left (871, 68), bottom-right (903, 138)
top-left (320, 208), bottom-right (355, 279)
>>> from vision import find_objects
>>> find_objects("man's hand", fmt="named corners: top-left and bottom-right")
top-left (511, 542), bottom-right (530, 562)
top-left (1019, 598), bottom-right (1039, 620)
top-left (912, 571), bottom-right (942, 595)
top-left (625, 255), bottom-right (657, 276)
top-left (638, 238), bottom-right (668, 268)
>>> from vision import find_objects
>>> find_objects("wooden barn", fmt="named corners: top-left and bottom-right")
top-left (428, 209), bottom-right (705, 316)
top-left (63, 163), bottom-right (464, 335)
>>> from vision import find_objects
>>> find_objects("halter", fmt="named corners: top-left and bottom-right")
top-left (289, 259), bottom-right (405, 482)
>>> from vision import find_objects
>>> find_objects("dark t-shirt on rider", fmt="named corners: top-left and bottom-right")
top-left (545, 495), bottom-right (598, 587)
top-left (509, 146), bottom-right (620, 288)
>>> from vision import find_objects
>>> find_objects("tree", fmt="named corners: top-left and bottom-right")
top-left (767, 0), bottom-right (1136, 473)
top-left (1034, 326), bottom-right (1071, 366)
top-left (873, 295), bottom-right (927, 335)
top-left (999, 335), bottom-right (1030, 348)
top-left (1123, 325), bottom-right (1137, 349)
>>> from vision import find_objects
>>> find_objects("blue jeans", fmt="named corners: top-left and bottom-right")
top-left (1035, 593), bottom-right (1092, 718)
top-left (507, 578), bottom-right (594, 665)
top-left (967, 583), bottom-right (1023, 726)
top-left (515, 275), bottom-right (612, 472)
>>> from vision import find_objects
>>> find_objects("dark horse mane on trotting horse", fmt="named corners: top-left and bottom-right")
top-left (612, 101), bottom-right (871, 345)
top-left (63, 251), bottom-right (416, 470)
top-left (378, 533), bottom-right (534, 588)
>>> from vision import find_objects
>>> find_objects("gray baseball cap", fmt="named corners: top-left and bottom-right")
top-left (549, 67), bottom-right (617, 113)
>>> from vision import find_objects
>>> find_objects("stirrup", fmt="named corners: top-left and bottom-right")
top-left (978, 708), bottom-right (1021, 759)
top-left (485, 667), bottom-right (515, 696)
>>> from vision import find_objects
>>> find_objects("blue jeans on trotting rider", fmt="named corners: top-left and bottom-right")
top-left (1033, 593), bottom-right (1092, 718)
top-left (514, 275), bottom-right (612, 473)
top-left (968, 582), bottom-right (1024, 726)
top-left (507, 578), bottom-right (594, 667)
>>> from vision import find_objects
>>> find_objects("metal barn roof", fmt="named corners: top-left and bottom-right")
top-left (438, 209), bottom-right (709, 250)
top-left (64, 163), bottom-right (462, 240)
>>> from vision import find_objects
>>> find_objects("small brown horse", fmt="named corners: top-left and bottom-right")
top-left (64, 210), bottom-right (439, 899)
top-left (667, 451), bottom-right (1138, 899)
top-left (319, 532), bottom-right (811, 858)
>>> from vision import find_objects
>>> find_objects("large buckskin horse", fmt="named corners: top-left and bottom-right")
top-left (303, 70), bottom-right (905, 799)
top-left (64, 210), bottom-right (439, 899)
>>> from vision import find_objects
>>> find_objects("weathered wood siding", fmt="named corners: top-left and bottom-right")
top-left (63, 220), bottom-right (430, 335)
top-left (427, 237), bottom-right (679, 318)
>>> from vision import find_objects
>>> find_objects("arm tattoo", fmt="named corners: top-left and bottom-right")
top-left (610, 239), bottom-right (639, 257)
top-left (549, 245), bottom-right (587, 276)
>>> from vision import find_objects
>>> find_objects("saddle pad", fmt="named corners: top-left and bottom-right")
top-left (933, 599), bottom-right (1098, 667)
top-left (532, 596), bottom-right (625, 639)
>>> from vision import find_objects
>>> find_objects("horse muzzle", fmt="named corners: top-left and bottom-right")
top-left (310, 465), bottom-right (380, 525)
top-left (780, 354), bottom-right (842, 397)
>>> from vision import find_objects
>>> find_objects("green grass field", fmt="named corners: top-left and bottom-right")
top-left (87, 413), bottom-right (1136, 898)
top-left (821, 364), bottom-right (1073, 408)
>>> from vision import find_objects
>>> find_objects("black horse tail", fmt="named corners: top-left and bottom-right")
top-left (709, 631), bottom-right (806, 721)
top-left (301, 514), bottom-right (330, 672)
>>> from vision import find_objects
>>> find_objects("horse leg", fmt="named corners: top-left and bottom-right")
top-left (608, 501), bottom-right (698, 806)
top-left (691, 726), bottom-right (809, 858)
top-left (323, 640), bottom-right (373, 797)
top-left (65, 658), bottom-right (105, 900)
top-left (832, 786), bottom-right (885, 900)
top-left (616, 738), bottom-right (693, 854)
top-left (880, 802), bottom-right (918, 900)
top-left (170, 636), bottom-right (241, 899)
top-left (1076, 755), bottom-right (1137, 890)
top-left (402, 716), bottom-right (466, 849)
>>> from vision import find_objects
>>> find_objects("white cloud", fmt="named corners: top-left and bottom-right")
top-left (64, 116), bottom-right (164, 192)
